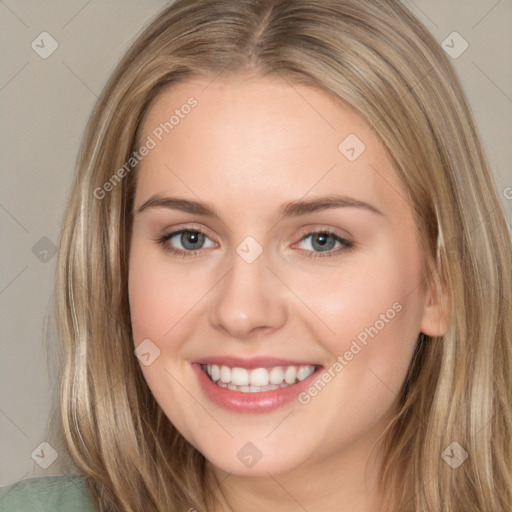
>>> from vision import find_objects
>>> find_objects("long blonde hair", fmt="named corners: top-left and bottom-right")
top-left (53, 1), bottom-right (512, 510)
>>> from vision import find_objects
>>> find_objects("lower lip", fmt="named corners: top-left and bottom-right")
top-left (192, 363), bottom-right (320, 413)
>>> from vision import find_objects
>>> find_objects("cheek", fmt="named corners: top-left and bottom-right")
top-left (129, 270), bottom-right (167, 343)
top-left (127, 247), bottom-right (199, 422)
top-left (293, 241), bottom-right (424, 383)
top-left (128, 246), bottom-right (189, 345)
top-left (290, 253), bottom-right (424, 448)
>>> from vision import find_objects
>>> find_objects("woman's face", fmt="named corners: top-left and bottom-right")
top-left (128, 74), bottom-right (446, 477)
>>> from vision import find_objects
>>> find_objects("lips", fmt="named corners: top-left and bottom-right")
top-left (191, 355), bottom-right (323, 413)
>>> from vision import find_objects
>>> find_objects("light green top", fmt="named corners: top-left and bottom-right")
top-left (0, 475), bottom-right (97, 511)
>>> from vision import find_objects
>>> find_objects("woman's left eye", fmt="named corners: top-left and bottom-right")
top-left (155, 228), bottom-right (354, 259)
top-left (295, 231), bottom-right (354, 258)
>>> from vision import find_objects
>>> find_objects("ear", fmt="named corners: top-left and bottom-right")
top-left (419, 269), bottom-right (450, 337)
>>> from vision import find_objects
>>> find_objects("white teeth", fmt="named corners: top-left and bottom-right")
top-left (203, 363), bottom-right (317, 392)
top-left (250, 368), bottom-right (269, 386)
top-left (211, 364), bottom-right (220, 381)
top-left (220, 365), bottom-right (231, 383)
top-left (297, 365), bottom-right (315, 381)
top-left (269, 366), bottom-right (284, 384)
top-left (231, 367), bottom-right (250, 386)
top-left (284, 366), bottom-right (297, 384)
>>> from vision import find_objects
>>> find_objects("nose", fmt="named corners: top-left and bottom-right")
top-left (208, 246), bottom-right (288, 340)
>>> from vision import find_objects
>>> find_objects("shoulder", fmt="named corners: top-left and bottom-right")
top-left (0, 474), bottom-right (97, 512)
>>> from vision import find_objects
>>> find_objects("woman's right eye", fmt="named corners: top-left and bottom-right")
top-left (156, 229), bottom-right (216, 258)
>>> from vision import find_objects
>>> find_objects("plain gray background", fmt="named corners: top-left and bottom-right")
top-left (1, 0), bottom-right (511, 486)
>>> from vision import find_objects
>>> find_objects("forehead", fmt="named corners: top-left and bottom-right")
top-left (134, 74), bottom-right (408, 221)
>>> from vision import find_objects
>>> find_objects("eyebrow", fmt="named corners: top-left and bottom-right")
top-left (136, 193), bottom-right (384, 220)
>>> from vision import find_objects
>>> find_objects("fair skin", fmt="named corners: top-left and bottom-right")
top-left (128, 73), bottom-right (447, 512)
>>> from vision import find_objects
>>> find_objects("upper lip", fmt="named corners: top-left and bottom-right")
top-left (191, 355), bottom-right (322, 369)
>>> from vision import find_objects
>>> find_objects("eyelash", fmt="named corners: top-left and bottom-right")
top-left (154, 227), bottom-right (354, 259)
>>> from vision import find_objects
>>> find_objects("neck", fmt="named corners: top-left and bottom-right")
top-left (206, 418), bottom-right (392, 512)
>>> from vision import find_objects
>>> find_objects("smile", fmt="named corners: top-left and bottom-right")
top-left (192, 357), bottom-right (323, 413)
top-left (200, 363), bottom-right (317, 392)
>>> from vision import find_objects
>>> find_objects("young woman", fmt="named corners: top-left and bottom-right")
top-left (1, 1), bottom-right (510, 511)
